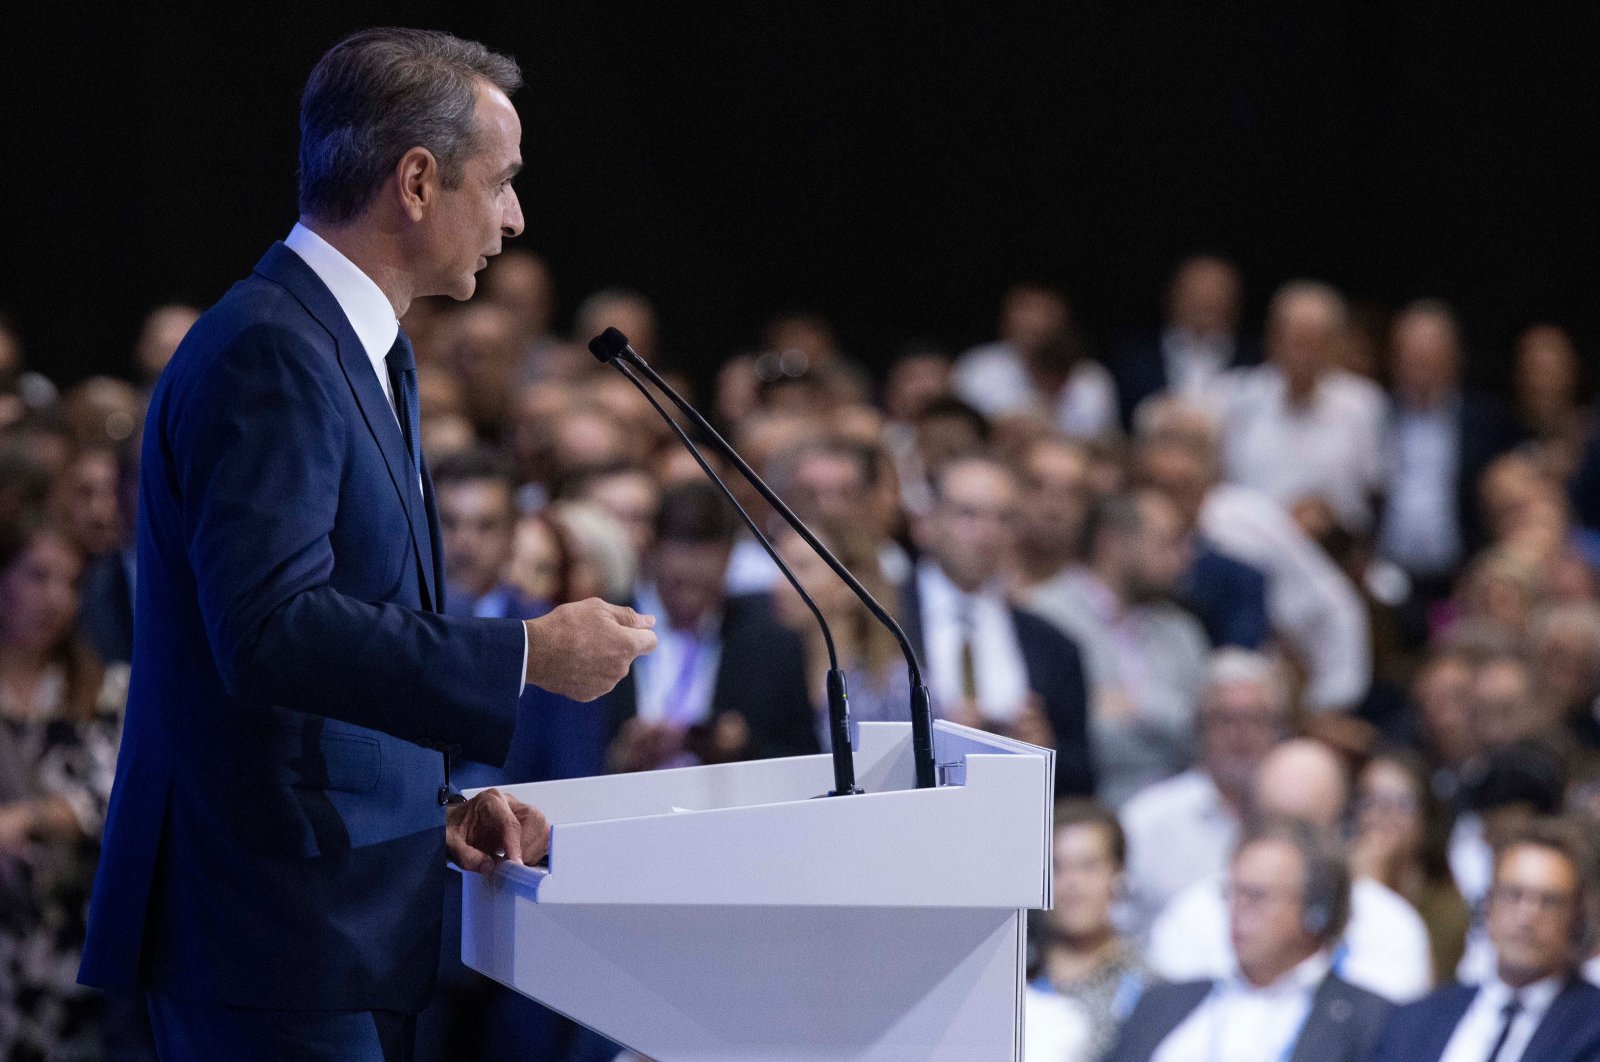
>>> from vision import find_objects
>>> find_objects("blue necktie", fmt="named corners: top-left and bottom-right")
top-left (385, 330), bottom-right (421, 474)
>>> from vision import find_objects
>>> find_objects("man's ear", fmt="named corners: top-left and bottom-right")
top-left (395, 147), bottom-right (439, 222)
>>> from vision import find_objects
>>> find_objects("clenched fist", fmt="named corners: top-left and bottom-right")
top-left (524, 598), bottom-right (657, 701)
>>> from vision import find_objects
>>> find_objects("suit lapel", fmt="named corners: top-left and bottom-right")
top-left (253, 243), bottom-right (436, 609)
top-left (1521, 979), bottom-right (1587, 1061)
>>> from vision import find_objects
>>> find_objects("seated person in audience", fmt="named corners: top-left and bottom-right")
top-left (1012, 435), bottom-right (1095, 595)
top-left (1134, 396), bottom-right (1369, 711)
top-left (1025, 489), bottom-right (1209, 807)
top-left (0, 513), bottom-right (129, 1061)
top-left (1148, 739), bottom-right (1434, 1002)
top-left (1033, 800), bottom-right (1155, 1059)
top-left (1372, 818), bottom-right (1600, 1062)
top-left (1105, 819), bottom-right (1391, 1062)
top-left (770, 523), bottom-right (909, 749)
top-left (605, 482), bottom-right (817, 772)
top-left (1527, 602), bottom-right (1600, 749)
top-left (1108, 254), bottom-right (1261, 430)
top-left (1411, 645), bottom-right (1483, 803)
top-left (1122, 649), bottom-right (1289, 933)
top-left (952, 282), bottom-right (1073, 418)
top-left (560, 460), bottom-right (662, 564)
top-left (1351, 749), bottom-right (1471, 984)
top-left (903, 452), bottom-right (1094, 795)
top-left (433, 447), bottom-right (518, 616)
top-left (1135, 430), bottom-right (1270, 650)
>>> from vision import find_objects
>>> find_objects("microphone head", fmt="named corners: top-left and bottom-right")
top-left (588, 327), bottom-right (632, 364)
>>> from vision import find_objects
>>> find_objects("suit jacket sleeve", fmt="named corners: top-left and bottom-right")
top-left (172, 323), bottom-right (525, 765)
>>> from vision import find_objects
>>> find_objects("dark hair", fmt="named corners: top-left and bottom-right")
top-left (1054, 798), bottom-right (1127, 870)
top-left (1078, 491), bottom-right (1145, 558)
top-left (1235, 816), bottom-right (1352, 943)
top-left (431, 445), bottom-right (517, 492)
top-left (654, 482), bottom-right (740, 546)
top-left (925, 449), bottom-right (1014, 504)
top-left (556, 459), bottom-right (654, 502)
top-left (0, 511), bottom-right (103, 721)
top-left (915, 395), bottom-right (991, 441)
top-left (1462, 740), bottom-right (1566, 817)
top-left (298, 28), bottom-right (522, 224)
top-left (767, 437), bottom-right (879, 496)
top-left (1362, 747), bottom-right (1457, 888)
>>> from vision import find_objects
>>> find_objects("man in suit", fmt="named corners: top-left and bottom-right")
top-left (1371, 818), bottom-right (1600, 1062)
top-left (1108, 255), bottom-right (1263, 431)
top-left (77, 28), bottom-right (656, 1061)
top-left (1105, 819), bottom-right (1392, 1062)
top-left (901, 452), bottom-right (1094, 796)
top-left (606, 481), bottom-right (820, 772)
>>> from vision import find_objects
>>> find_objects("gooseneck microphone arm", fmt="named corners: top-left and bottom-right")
top-left (606, 357), bottom-right (861, 796)
top-left (590, 328), bottom-right (939, 790)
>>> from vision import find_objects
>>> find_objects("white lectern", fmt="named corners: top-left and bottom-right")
top-left (455, 720), bottom-right (1055, 1061)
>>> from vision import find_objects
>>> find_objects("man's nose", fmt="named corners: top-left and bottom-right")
top-left (503, 189), bottom-right (525, 238)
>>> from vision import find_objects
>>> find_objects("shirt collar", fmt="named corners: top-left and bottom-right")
top-left (917, 560), bottom-right (1002, 621)
top-left (284, 222), bottom-right (400, 369)
top-left (1227, 949), bottom-right (1331, 996)
top-left (1484, 973), bottom-right (1565, 1018)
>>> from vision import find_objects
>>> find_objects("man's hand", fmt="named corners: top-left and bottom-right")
top-left (525, 599), bottom-right (657, 701)
top-left (446, 788), bottom-right (550, 874)
top-left (608, 717), bottom-right (684, 773)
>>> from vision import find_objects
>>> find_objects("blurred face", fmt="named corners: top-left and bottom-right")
top-left (1136, 442), bottom-right (1211, 532)
top-left (924, 461), bottom-right (1018, 591)
top-left (772, 529), bottom-right (854, 629)
top-left (1229, 839), bottom-right (1317, 986)
top-left (53, 450), bottom-right (122, 555)
top-left (483, 251), bottom-right (553, 337)
top-left (1168, 258), bottom-right (1240, 338)
top-left (1488, 844), bottom-right (1582, 987)
top-left (1050, 823), bottom-right (1121, 941)
top-left (1472, 659), bottom-right (1554, 749)
top-left (505, 517), bottom-right (561, 603)
top-left (1200, 679), bottom-right (1283, 799)
top-left (579, 297), bottom-right (658, 358)
top-left (412, 82), bottom-right (524, 301)
top-left (583, 472), bottom-right (659, 560)
top-left (446, 306), bottom-right (521, 426)
top-left (650, 541), bottom-right (731, 631)
top-left (790, 452), bottom-right (868, 527)
top-left (0, 531), bottom-right (82, 655)
top-left (884, 355), bottom-right (952, 421)
top-left (1267, 292), bottom-right (1340, 388)
top-left (1388, 311), bottom-right (1461, 405)
top-left (1534, 619), bottom-right (1600, 713)
top-left (1515, 326), bottom-right (1579, 415)
top-left (1415, 656), bottom-right (1478, 766)
top-left (1018, 442), bottom-right (1092, 562)
top-left (1355, 759), bottom-right (1424, 858)
top-left (1000, 288), bottom-right (1069, 356)
top-left (437, 479), bottom-right (516, 596)
top-left (135, 305), bottom-right (200, 381)
top-left (1127, 493), bottom-right (1189, 599)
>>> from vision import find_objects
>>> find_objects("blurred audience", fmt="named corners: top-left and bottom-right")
top-left (1107, 818), bottom-right (1391, 1062)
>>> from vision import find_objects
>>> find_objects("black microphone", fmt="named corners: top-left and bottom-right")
top-left (589, 328), bottom-right (938, 790)
top-left (592, 347), bottom-right (861, 796)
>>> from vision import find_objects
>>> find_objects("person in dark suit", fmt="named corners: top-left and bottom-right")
top-left (900, 452), bottom-right (1094, 796)
top-left (76, 29), bottom-right (656, 1061)
top-left (1370, 818), bottom-right (1600, 1062)
top-left (1105, 819), bottom-right (1391, 1062)
top-left (1108, 255), bottom-right (1263, 431)
top-left (606, 482), bottom-right (820, 773)
top-left (79, 433), bottom-right (140, 664)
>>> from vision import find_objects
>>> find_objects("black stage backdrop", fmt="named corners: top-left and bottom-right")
top-left (3, 3), bottom-right (1599, 390)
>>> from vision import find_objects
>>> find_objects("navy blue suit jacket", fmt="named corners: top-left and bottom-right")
top-left (78, 244), bottom-right (527, 1013)
top-left (900, 581), bottom-right (1094, 796)
top-left (1370, 978), bottom-right (1600, 1062)
top-left (1180, 539), bottom-right (1271, 650)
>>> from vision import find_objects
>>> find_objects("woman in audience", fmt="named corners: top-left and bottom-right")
top-left (0, 511), bottom-right (127, 1061)
top-left (1513, 323), bottom-right (1589, 479)
top-left (770, 523), bottom-right (908, 748)
top-left (1031, 800), bottom-right (1153, 1059)
top-left (1350, 748), bottom-right (1470, 983)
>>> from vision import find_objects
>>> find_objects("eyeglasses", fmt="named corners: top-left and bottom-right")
top-left (1222, 882), bottom-right (1302, 912)
top-left (1490, 883), bottom-right (1575, 914)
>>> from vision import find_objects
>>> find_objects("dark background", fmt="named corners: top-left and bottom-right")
top-left (4, 2), bottom-right (1599, 390)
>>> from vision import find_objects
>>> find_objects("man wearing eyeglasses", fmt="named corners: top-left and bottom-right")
top-left (1371, 818), bottom-right (1600, 1061)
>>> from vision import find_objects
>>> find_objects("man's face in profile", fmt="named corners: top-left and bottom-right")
top-left (421, 81), bottom-right (525, 301)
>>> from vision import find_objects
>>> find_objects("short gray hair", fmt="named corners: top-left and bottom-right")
top-left (298, 27), bottom-right (522, 224)
top-left (1204, 648), bottom-right (1290, 717)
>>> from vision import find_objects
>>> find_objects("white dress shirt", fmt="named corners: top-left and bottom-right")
top-left (1162, 327), bottom-right (1236, 397)
top-left (283, 223), bottom-right (529, 692)
top-left (1148, 872), bottom-right (1433, 1003)
top-left (916, 562), bottom-right (1030, 723)
top-left (1439, 975), bottom-right (1563, 1062)
top-left (1198, 483), bottom-right (1372, 711)
top-left (1120, 769), bottom-right (1241, 934)
top-left (1024, 985), bottom-right (1094, 1062)
top-left (1209, 364), bottom-right (1388, 534)
top-left (1151, 951), bottom-right (1331, 1062)
top-left (1379, 397), bottom-right (1463, 577)
top-left (952, 340), bottom-right (1036, 416)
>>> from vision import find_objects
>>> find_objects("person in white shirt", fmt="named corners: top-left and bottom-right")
top-left (1147, 739), bottom-right (1434, 1003)
top-left (952, 283), bottom-right (1072, 417)
top-left (1134, 396), bottom-right (1372, 712)
top-left (1371, 818), bottom-right (1600, 1062)
top-left (1207, 280), bottom-right (1387, 535)
top-left (1105, 819), bottom-right (1392, 1062)
top-left (1121, 649), bottom-right (1290, 933)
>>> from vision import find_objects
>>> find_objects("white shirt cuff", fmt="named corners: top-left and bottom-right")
top-left (519, 622), bottom-right (530, 694)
